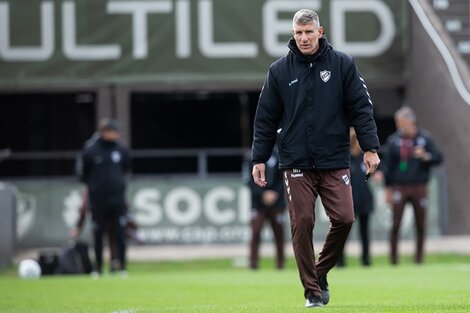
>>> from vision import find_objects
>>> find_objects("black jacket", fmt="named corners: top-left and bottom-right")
top-left (383, 129), bottom-right (443, 186)
top-left (252, 37), bottom-right (379, 169)
top-left (78, 137), bottom-right (130, 210)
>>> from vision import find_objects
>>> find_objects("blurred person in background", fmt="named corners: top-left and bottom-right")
top-left (382, 106), bottom-right (443, 265)
top-left (251, 9), bottom-right (380, 308)
top-left (69, 188), bottom-right (141, 272)
top-left (337, 128), bottom-right (376, 268)
top-left (77, 118), bottom-right (131, 275)
top-left (243, 148), bottom-right (286, 270)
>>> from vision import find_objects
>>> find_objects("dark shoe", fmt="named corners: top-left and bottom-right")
top-left (305, 295), bottom-right (324, 308)
top-left (318, 274), bottom-right (330, 305)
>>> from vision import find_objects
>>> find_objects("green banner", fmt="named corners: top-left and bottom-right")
top-left (0, 0), bottom-right (406, 87)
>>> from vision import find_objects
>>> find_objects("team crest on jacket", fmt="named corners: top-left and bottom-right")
top-left (320, 70), bottom-right (331, 83)
top-left (111, 151), bottom-right (121, 163)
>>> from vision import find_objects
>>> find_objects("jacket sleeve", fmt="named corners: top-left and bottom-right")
top-left (252, 66), bottom-right (284, 164)
top-left (423, 131), bottom-right (443, 166)
top-left (342, 58), bottom-right (380, 152)
top-left (77, 149), bottom-right (90, 183)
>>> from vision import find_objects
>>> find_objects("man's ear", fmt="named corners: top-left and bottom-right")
top-left (318, 26), bottom-right (324, 38)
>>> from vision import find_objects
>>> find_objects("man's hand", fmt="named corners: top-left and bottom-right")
top-left (68, 227), bottom-right (81, 239)
top-left (262, 190), bottom-right (279, 206)
top-left (363, 151), bottom-right (380, 176)
top-left (252, 163), bottom-right (267, 187)
top-left (414, 146), bottom-right (431, 161)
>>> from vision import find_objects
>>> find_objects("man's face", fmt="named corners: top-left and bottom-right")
top-left (292, 22), bottom-right (323, 56)
top-left (396, 117), bottom-right (417, 138)
top-left (101, 129), bottom-right (120, 142)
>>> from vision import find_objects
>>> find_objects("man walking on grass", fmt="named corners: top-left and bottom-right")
top-left (251, 9), bottom-right (380, 308)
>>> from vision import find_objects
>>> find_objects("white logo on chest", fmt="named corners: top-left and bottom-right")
top-left (111, 151), bottom-right (121, 163)
top-left (320, 70), bottom-right (331, 83)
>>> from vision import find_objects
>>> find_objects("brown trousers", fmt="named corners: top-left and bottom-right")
top-left (249, 208), bottom-right (285, 269)
top-left (390, 184), bottom-right (427, 264)
top-left (283, 169), bottom-right (355, 298)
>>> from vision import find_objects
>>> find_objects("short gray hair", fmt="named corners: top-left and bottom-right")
top-left (292, 9), bottom-right (320, 28)
top-left (395, 106), bottom-right (416, 122)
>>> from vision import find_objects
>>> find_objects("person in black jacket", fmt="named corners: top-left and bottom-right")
top-left (337, 128), bottom-right (375, 268)
top-left (383, 106), bottom-right (443, 265)
top-left (251, 9), bottom-right (380, 308)
top-left (78, 118), bottom-right (131, 275)
top-left (243, 149), bottom-right (286, 270)
top-left (68, 188), bottom-right (142, 272)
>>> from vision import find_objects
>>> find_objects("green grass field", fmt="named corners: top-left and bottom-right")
top-left (1, 254), bottom-right (470, 313)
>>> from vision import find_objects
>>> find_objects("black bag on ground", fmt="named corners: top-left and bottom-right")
top-left (58, 240), bottom-right (93, 274)
top-left (38, 249), bottom-right (60, 275)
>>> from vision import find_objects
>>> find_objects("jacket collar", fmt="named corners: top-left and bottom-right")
top-left (287, 37), bottom-right (330, 63)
